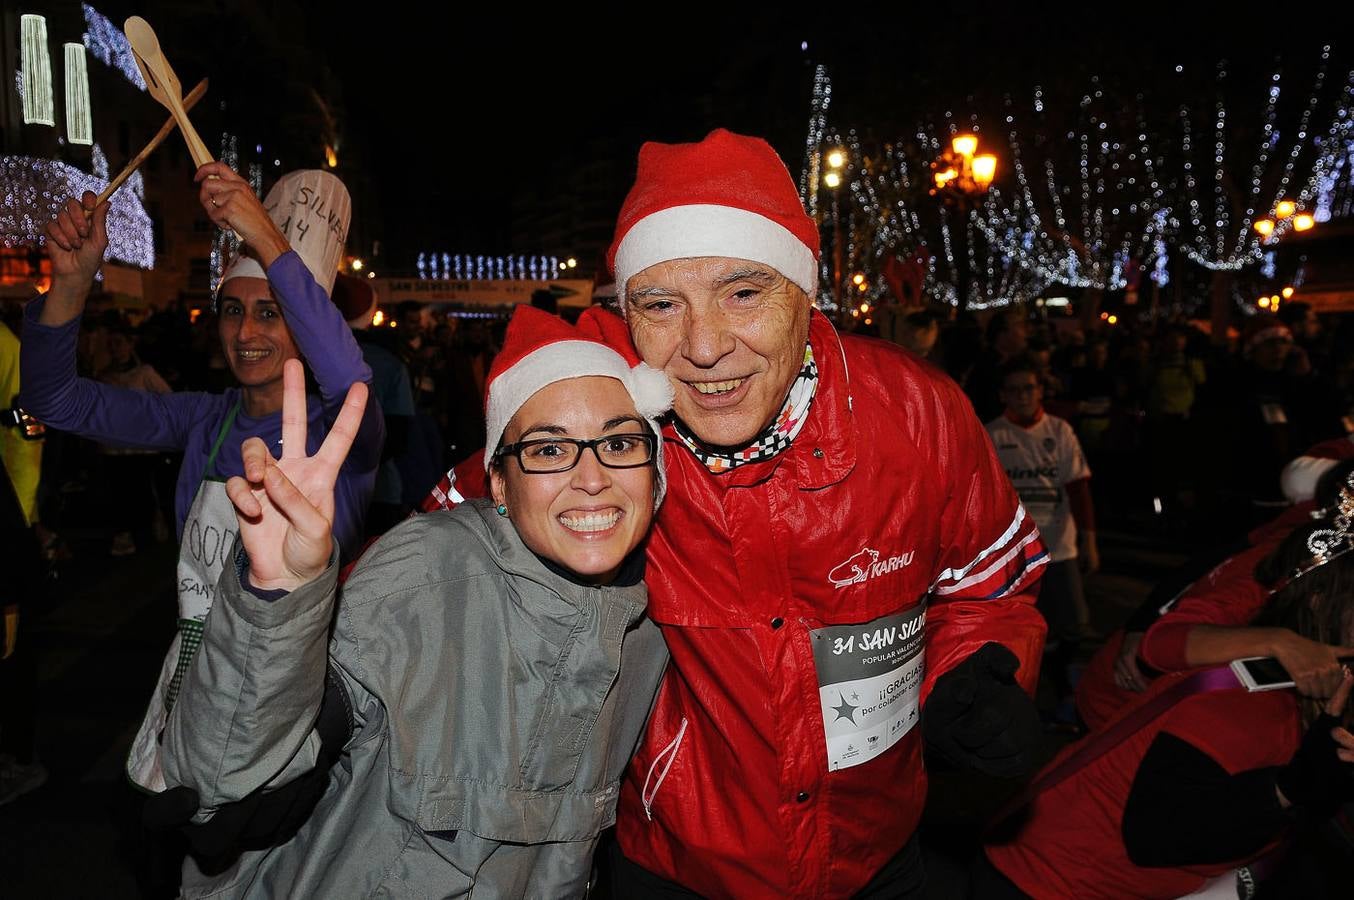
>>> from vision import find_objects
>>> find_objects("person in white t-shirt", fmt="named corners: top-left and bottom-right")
top-left (987, 356), bottom-right (1099, 720)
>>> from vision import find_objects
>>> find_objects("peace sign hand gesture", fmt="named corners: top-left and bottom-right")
top-left (225, 359), bottom-right (369, 593)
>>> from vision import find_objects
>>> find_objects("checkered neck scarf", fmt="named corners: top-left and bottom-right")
top-left (674, 344), bottom-right (818, 474)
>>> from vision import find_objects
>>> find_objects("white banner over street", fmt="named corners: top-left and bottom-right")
top-left (373, 278), bottom-right (595, 309)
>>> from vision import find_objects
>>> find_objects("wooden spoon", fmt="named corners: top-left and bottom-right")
top-left (123, 16), bottom-right (214, 168)
top-left (95, 78), bottom-right (208, 208)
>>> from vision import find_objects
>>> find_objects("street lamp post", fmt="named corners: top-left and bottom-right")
top-left (1252, 197), bottom-right (1317, 243)
top-left (1228, 196), bottom-right (1317, 340)
top-left (930, 134), bottom-right (997, 311)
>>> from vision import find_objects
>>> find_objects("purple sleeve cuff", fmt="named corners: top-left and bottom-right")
top-left (234, 543), bottom-right (292, 603)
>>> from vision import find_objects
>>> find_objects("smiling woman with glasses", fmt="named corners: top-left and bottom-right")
top-left (160, 307), bottom-right (676, 899)
top-left (498, 431), bottom-right (658, 472)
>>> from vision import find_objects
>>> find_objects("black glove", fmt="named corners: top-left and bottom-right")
top-left (142, 784), bottom-right (200, 831)
top-left (142, 784), bottom-right (267, 862)
top-left (922, 642), bottom-right (1040, 778)
top-left (1274, 713), bottom-right (1354, 817)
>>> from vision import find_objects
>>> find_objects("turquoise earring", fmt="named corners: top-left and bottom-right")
top-left (496, 503), bottom-right (508, 517)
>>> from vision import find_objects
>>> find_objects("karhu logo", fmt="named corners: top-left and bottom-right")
top-left (1006, 465), bottom-right (1058, 480)
top-left (828, 546), bottom-right (915, 589)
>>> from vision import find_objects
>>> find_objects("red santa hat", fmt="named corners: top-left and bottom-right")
top-left (607, 128), bottom-right (819, 302)
top-left (331, 273), bottom-right (377, 328)
top-left (484, 307), bottom-right (673, 491)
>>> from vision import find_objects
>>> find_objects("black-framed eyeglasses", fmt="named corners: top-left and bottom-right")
top-left (496, 433), bottom-right (657, 474)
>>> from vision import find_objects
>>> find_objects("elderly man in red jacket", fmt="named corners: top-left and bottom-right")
top-left (428, 129), bottom-right (1048, 898)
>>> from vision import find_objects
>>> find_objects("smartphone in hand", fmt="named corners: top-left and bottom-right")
top-left (1231, 655), bottom-right (1354, 692)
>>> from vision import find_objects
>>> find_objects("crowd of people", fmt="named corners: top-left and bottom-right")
top-left (879, 301), bottom-right (1353, 548)
top-left (2, 126), bottom-right (1354, 899)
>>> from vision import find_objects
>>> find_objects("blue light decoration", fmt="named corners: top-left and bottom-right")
top-left (1151, 227), bottom-right (1170, 288)
top-left (209, 133), bottom-right (243, 288)
top-left (1, 145), bottom-right (154, 270)
top-left (1308, 68), bottom-right (1354, 223)
top-left (81, 3), bottom-right (145, 91)
top-left (799, 64), bottom-right (832, 221)
top-left (973, 79), bottom-right (1170, 294)
top-left (799, 68), bottom-right (1161, 308)
top-left (417, 253), bottom-right (572, 280)
top-left (800, 55), bottom-right (1354, 310)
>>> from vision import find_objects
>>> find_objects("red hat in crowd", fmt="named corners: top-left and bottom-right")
top-left (331, 273), bottom-right (377, 328)
top-left (607, 128), bottom-right (819, 301)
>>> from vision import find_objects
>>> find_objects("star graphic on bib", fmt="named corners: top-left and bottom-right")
top-left (832, 692), bottom-right (859, 725)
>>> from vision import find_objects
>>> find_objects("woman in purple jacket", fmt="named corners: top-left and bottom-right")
top-left (20, 164), bottom-right (383, 792)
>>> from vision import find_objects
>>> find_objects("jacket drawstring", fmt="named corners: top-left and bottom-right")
top-left (824, 315), bottom-right (854, 413)
top-left (641, 717), bottom-right (688, 821)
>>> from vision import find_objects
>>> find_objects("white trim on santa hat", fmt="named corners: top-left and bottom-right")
top-left (612, 204), bottom-right (817, 301)
top-left (484, 339), bottom-right (674, 471)
top-left (219, 253), bottom-right (268, 287)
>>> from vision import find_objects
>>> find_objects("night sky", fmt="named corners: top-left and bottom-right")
top-left (110, 4), bottom-right (1340, 271)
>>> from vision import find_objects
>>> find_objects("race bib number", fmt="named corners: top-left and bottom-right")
top-left (810, 604), bottom-right (925, 771)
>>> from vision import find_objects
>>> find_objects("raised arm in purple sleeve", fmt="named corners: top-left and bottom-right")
top-left (265, 252), bottom-right (371, 399)
top-left (19, 296), bottom-right (226, 452)
top-left (264, 251), bottom-right (383, 474)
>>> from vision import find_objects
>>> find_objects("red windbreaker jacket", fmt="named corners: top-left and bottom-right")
top-left (424, 310), bottom-right (1048, 898)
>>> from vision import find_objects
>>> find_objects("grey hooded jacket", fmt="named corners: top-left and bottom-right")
top-left (163, 498), bottom-right (668, 898)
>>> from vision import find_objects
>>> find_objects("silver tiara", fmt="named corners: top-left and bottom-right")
top-left (1284, 471), bottom-right (1354, 588)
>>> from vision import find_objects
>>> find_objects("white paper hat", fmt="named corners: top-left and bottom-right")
top-left (220, 170), bottom-right (351, 296)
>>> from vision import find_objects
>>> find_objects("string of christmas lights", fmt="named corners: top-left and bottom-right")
top-left (210, 133), bottom-right (243, 289)
top-left (801, 54), bottom-right (1354, 310)
top-left (416, 253), bottom-right (564, 281)
top-left (975, 81), bottom-right (1169, 292)
top-left (80, 3), bottom-right (145, 90)
top-left (1173, 50), bottom-right (1339, 271)
top-left (1, 145), bottom-right (154, 270)
top-left (834, 118), bottom-right (1047, 308)
top-left (799, 64), bottom-right (831, 221)
top-left (1305, 68), bottom-right (1354, 221)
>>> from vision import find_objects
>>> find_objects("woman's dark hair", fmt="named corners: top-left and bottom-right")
top-left (1253, 458), bottom-right (1354, 647)
top-left (997, 354), bottom-right (1041, 386)
top-left (1252, 523), bottom-right (1354, 648)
